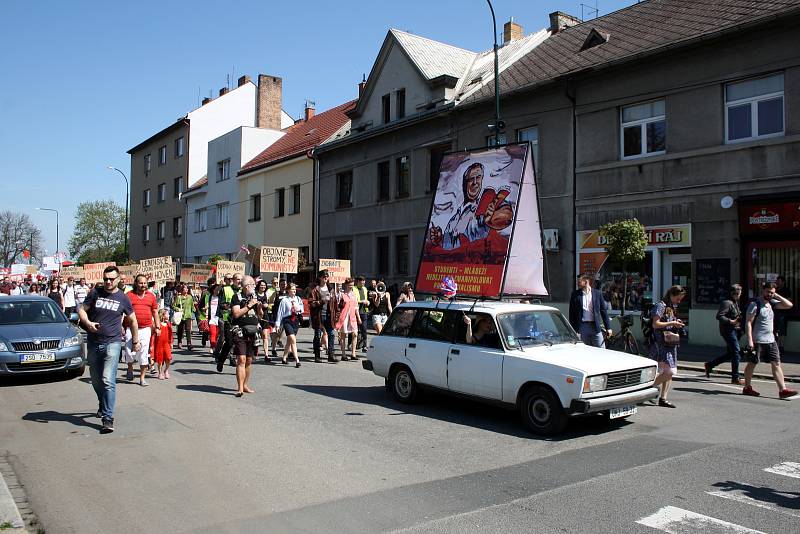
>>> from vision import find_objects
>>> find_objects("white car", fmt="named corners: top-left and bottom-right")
top-left (363, 301), bottom-right (658, 435)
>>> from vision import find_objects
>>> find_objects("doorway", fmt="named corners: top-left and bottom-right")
top-left (662, 252), bottom-right (691, 320)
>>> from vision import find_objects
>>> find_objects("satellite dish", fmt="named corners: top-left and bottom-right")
top-left (720, 195), bottom-right (734, 209)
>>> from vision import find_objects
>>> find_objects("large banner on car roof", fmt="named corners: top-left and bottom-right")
top-left (416, 142), bottom-right (547, 298)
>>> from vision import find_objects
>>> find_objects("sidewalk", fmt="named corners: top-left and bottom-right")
top-left (677, 343), bottom-right (800, 383)
top-left (0, 455), bottom-right (26, 532)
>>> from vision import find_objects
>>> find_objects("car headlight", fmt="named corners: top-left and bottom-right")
top-left (641, 366), bottom-right (657, 383)
top-left (63, 334), bottom-right (82, 348)
top-left (583, 374), bottom-right (607, 393)
top-left (0, 340), bottom-right (9, 352)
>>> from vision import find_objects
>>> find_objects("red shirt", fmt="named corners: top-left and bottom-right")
top-left (126, 291), bottom-right (158, 328)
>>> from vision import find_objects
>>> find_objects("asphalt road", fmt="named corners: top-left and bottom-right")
top-left (1, 331), bottom-right (798, 533)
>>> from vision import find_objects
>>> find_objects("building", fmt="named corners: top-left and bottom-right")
top-left (127, 74), bottom-right (292, 262)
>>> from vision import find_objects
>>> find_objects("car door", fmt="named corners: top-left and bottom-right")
top-left (447, 312), bottom-right (504, 400)
top-left (403, 308), bottom-right (454, 389)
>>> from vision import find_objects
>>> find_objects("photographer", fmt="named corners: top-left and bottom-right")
top-left (370, 281), bottom-right (393, 335)
top-left (230, 275), bottom-right (263, 397)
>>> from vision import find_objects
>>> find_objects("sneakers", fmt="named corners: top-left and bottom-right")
top-left (779, 388), bottom-right (798, 399)
top-left (126, 368), bottom-right (134, 381)
top-left (658, 398), bottom-right (676, 408)
top-left (742, 386), bottom-right (761, 397)
top-left (140, 378), bottom-right (149, 387)
top-left (100, 418), bottom-right (114, 434)
top-left (149, 366), bottom-right (158, 375)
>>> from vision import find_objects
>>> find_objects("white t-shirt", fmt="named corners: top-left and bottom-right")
top-left (62, 284), bottom-right (76, 307)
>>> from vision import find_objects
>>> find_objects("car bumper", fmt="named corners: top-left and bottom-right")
top-left (0, 346), bottom-right (85, 375)
top-left (362, 359), bottom-right (374, 371)
top-left (569, 386), bottom-right (659, 414)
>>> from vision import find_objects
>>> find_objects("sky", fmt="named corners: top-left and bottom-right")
top-left (0, 0), bottom-right (635, 260)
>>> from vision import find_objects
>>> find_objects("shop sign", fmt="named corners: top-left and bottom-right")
top-left (739, 201), bottom-right (800, 234)
top-left (580, 224), bottom-right (691, 249)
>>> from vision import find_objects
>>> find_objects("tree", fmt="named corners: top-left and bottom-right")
top-left (0, 211), bottom-right (43, 267)
top-left (68, 200), bottom-right (126, 264)
top-left (599, 218), bottom-right (647, 316)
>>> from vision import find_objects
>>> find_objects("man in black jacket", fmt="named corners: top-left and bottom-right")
top-left (568, 273), bottom-right (612, 347)
top-left (705, 284), bottom-right (744, 384)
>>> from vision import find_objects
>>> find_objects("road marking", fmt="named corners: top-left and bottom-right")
top-left (764, 461), bottom-right (800, 479)
top-left (636, 506), bottom-right (765, 533)
top-left (708, 490), bottom-right (800, 519)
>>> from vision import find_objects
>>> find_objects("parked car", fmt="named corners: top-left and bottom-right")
top-left (0, 295), bottom-right (86, 378)
top-left (362, 301), bottom-right (658, 435)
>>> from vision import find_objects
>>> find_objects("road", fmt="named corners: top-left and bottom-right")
top-left (1, 331), bottom-right (798, 533)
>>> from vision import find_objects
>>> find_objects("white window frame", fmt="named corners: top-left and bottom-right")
top-left (157, 220), bottom-right (166, 240)
top-left (175, 136), bottom-right (184, 158)
top-left (157, 183), bottom-right (166, 202)
top-left (174, 216), bottom-right (183, 237)
top-left (159, 145), bottom-right (167, 165)
top-left (275, 188), bottom-right (285, 217)
top-left (290, 184), bottom-right (301, 215)
top-left (215, 202), bottom-right (229, 228)
top-left (143, 188), bottom-right (151, 207)
top-left (620, 100), bottom-right (666, 160)
top-left (724, 74), bottom-right (785, 144)
top-left (216, 159), bottom-right (231, 182)
top-left (195, 208), bottom-right (207, 232)
top-left (517, 126), bottom-right (539, 174)
top-left (142, 224), bottom-right (150, 242)
top-left (144, 154), bottom-right (151, 173)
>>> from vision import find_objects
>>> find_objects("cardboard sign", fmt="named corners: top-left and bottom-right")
top-left (25, 265), bottom-right (39, 275)
top-left (84, 262), bottom-right (116, 284)
top-left (137, 256), bottom-right (173, 284)
top-left (59, 265), bottom-right (84, 279)
top-left (118, 264), bottom-right (140, 281)
top-left (10, 264), bottom-right (27, 276)
top-left (180, 265), bottom-right (213, 285)
top-left (319, 259), bottom-right (351, 284)
top-left (259, 246), bottom-right (298, 274)
top-left (216, 260), bottom-right (246, 279)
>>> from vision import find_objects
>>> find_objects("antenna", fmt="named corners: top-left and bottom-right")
top-left (581, 1), bottom-right (599, 20)
top-left (226, 73), bottom-right (230, 90)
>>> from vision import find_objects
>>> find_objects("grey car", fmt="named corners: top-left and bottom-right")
top-left (0, 295), bottom-right (86, 378)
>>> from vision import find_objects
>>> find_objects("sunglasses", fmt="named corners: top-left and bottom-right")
top-left (103, 277), bottom-right (118, 282)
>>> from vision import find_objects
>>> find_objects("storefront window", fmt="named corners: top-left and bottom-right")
top-left (747, 241), bottom-right (800, 317)
top-left (595, 251), bottom-right (654, 313)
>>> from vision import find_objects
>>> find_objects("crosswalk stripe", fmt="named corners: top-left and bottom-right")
top-left (636, 506), bottom-right (765, 533)
top-left (708, 490), bottom-right (800, 519)
top-left (764, 461), bottom-right (800, 479)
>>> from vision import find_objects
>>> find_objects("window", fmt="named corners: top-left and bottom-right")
top-left (336, 170), bottom-right (353, 208)
top-left (274, 188), bottom-right (285, 217)
top-left (298, 246), bottom-right (309, 266)
top-left (157, 183), bottom-right (166, 202)
top-left (383, 308), bottom-right (416, 337)
top-left (174, 136), bottom-right (184, 158)
top-left (396, 156), bottom-right (409, 198)
top-left (377, 161), bottom-right (390, 202)
top-left (396, 89), bottom-right (406, 119)
top-left (249, 194), bottom-right (261, 222)
top-left (143, 189), bottom-right (151, 208)
top-left (410, 309), bottom-right (457, 343)
top-left (517, 126), bottom-right (539, 175)
top-left (595, 251), bottom-right (654, 313)
top-left (428, 144), bottom-right (450, 192)
top-left (396, 234), bottom-right (409, 275)
top-left (157, 220), bottom-right (166, 240)
top-left (382, 94), bottom-right (391, 123)
top-left (457, 312), bottom-right (502, 349)
top-left (621, 100), bottom-right (665, 159)
top-left (173, 216), bottom-right (182, 237)
top-left (216, 159), bottom-right (231, 182)
top-left (173, 177), bottom-right (183, 198)
top-left (142, 224), bottom-right (150, 242)
top-left (215, 203), bottom-right (229, 228)
top-left (159, 145), bottom-right (167, 165)
top-left (195, 208), bottom-right (207, 232)
top-left (336, 240), bottom-right (352, 262)
top-left (144, 154), bottom-right (151, 173)
top-left (377, 236), bottom-right (389, 275)
top-left (290, 184), bottom-right (301, 214)
top-left (487, 133), bottom-right (507, 146)
top-left (726, 73), bottom-right (784, 143)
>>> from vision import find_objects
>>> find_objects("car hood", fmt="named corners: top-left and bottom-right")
top-left (511, 342), bottom-right (655, 375)
top-left (0, 322), bottom-right (74, 343)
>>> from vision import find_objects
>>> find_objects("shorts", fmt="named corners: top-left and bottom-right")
top-left (372, 314), bottom-right (388, 326)
top-left (657, 361), bottom-right (678, 376)
top-left (745, 342), bottom-right (780, 364)
top-left (124, 327), bottom-right (151, 366)
top-left (233, 335), bottom-right (257, 358)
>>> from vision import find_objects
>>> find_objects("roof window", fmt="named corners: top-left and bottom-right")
top-left (580, 28), bottom-right (610, 51)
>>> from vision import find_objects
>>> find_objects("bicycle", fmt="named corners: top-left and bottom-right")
top-left (603, 314), bottom-right (641, 355)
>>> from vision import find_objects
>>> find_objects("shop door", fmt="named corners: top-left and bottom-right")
top-left (662, 254), bottom-right (691, 321)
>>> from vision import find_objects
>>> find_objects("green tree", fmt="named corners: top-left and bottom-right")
top-left (599, 218), bottom-right (647, 315)
top-left (68, 200), bottom-right (126, 264)
top-left (0, 211), bottom-right (43, 267)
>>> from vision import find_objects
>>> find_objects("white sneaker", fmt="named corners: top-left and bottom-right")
top-left (140, 378), bottom-right (149, 387)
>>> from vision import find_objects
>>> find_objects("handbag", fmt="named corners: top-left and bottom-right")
top-left (242, 324), bottom-right (261, 335)
top-left (172, 310), bottom-right (183, 325)
top-left (198, 319), bottom-right (209, 332)
top-left (662, 330), bottom-right (680, 346)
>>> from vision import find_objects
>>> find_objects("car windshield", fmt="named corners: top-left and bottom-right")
top-left (0, 301), bottom-right (65, 325)
top-left (497, 310), bottom-right (578, 348)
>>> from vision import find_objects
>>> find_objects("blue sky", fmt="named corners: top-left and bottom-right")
top-left (0, 0), bottom-right (634, 259)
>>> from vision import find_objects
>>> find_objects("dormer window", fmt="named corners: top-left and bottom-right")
top-left (396, 89), bottom-right (406, 119)
top-left (581, 28), bottom-right (610, 51)
top-left (382, 94), bottom-right (391, 124)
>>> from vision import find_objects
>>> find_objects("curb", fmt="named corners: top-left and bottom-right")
top-left (678, 363), bottom-right (800, 383)
top-left (0, 454), bottom-right (38, 533)
top-left (0, 466), bottom-right (24, 532)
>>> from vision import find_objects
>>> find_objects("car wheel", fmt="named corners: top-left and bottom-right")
top-left (68, 365), bottom-right (86, 378)
top-left (520, 385), bottom-right (567, 436)
top-left (390, 366), bottom-right (418, 404)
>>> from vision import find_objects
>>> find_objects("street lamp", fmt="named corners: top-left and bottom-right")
top-left (108, 166), bottom-right (129, 260)
top-left (486, 0), bottom-right (503, 145)
top-left (35, 207), bottom-right (59, 268)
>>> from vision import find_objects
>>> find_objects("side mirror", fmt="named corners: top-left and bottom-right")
top-left (69, 313), bottom-right (79, 324)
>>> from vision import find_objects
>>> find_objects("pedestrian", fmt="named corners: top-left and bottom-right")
top-left (649, 285), bottom-right (686, 408)
top-left (774, 275), bottom-right (791, 356)
top-left (74, 277), bottom-right (89, 307)
top-left (742, 282), bottom-right (797, 398)
top-left (254, 279), bottom-right (274, 364)
top-left (173, 284), bottom-right (195, 350)
top-left (123, 274), bottom-right (159, 386)
top-left (207, 283), bottom-right (221, 353)
top-left (354, 276), bottom-right (370, 352)
top-left (47, 278), bottom-right (64, 312)
top-left (268, 278), bottom-right (288, 358)
top-left (705, 284), bottom-right (744, 384)
top-left (214, 274), bottom-right (238, 372)
top-left (230, 275), bottom-right (263, 396)
top-left (310, 273), bottom-right (336, 363)
top-left (275, 282), bottom-right (304, 367)
top-left (370, 281), bottom-right (392, 335)
top-left (335, 278), bottom-right (361, 362)
top-left (396, 282), bottom-right (415, 306)
top-left (9, 281), bottom-right (23, 296)
top-left (77, 265), bottom-right (139, 434)
top-left (154, 308), bottom-right (173, 379)
top-left (568, 273), bottom-right (613, 348)
top-left (162, 281), bottom-right (176, 320)
top-left (61, 277), bottom-right (77, 316)
top-left (197, 284), bottom-right (211, 348)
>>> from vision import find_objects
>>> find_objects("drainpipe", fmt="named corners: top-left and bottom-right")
top-left (565, 81), bottom-right (577, 284)
top-left (311, 150), bottom-right (320, 274)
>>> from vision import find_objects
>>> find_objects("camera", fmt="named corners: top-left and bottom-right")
top-left (231, 325), bottom-right (244, 339)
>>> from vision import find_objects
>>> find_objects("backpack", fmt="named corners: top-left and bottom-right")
top-left (641, 302), bottom-right (655, 345)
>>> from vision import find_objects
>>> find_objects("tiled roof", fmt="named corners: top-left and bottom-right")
top-left (184, 176), bottom-right (207, 192)
top-left (239, 99), bottom-right (357, 174)
top-left (464, 0), bottom-right (800, 103)
top-left (390, 29), bottom-right (477, 81)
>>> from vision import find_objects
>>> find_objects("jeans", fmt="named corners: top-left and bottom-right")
top-left (313, 316), bottom-right (335, 359)
top-left (88, 341), bottom-right (122, 421)
top-left (708, 329), bottom-right (741, 379)
top-left (578, 322), bottom-right (605, 348)
top-left (177, 319), bottom-right (193, 347)
top-left (357, 312), bottom-right (368, 349)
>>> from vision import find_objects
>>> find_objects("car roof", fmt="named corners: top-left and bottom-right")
top-left (396, 300), bottom-right (558, 315)
top-left (0, 295), bottom-right (53, 303)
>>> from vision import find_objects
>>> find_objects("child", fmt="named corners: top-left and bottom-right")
top-left (154, 308), bottom-right (174, 379)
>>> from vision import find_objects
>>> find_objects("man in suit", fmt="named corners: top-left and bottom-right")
top-left (569, 273), bottom-right (613, 348)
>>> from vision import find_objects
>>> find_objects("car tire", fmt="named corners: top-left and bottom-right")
top-left (519, 385), bottom-right (567, 436)
top-left (68, 365), bottom-right (86, 378)
top-left (389, 366), bottom-right (418, 404)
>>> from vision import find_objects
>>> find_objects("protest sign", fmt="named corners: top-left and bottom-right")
top-left (118, 264), bottom-right (140, 280)
top-left (259, 246), bottom-right (298, 274)
top-left (84, 262), bottom-right (116, 284)
top-left (59, 265), bottom-right (84, 279)
top-left (216, 260), bottom-right (246, 279)
top-left (180, 265), bottom-right (213, 284)
top-left (318, 259), bottom-right (351, 283)
top-left (25, 265), bottom-right (39, 276)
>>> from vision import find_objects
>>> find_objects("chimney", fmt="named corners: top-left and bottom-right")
top-left (219, 87), bottom-right (229, 96)
top-left (549, 11), bottom-right (581, 33)
top-left (201, 97), bottom-right (212, 105)
top-left (304, 100), bottom-right (315, 121)
top-left (503, 18), bottom-right (524, 43)
top-left (358, 74), bottom-right (366, 98)
top-left (237, 75), bottom-right (251, 87)
top-left (257, 74), bottom-right (283, 130)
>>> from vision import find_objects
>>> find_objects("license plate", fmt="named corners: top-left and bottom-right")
top-left (20, 352), bottom-right (55, 363)
top-left (609, 405), bottom-right (637, 419)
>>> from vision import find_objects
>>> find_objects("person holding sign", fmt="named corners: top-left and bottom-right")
top-left (275, 283), bottom-right (304, 367)
top-left (310, 273), bottom-right (336, 363)
top-left (335, 278), bottom-right (362, 362)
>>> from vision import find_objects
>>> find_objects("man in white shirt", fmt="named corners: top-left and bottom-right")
top-left (74, 278), bottom-right (90, 306)
top-left (61, 277), bottom-right (77, 315)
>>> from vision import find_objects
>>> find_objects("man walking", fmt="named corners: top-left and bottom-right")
top-left (568, 273), bottom-right (612, 347)
top-left (124, 274), bottom-right (159, 386)
top-left (74, 277), bottom-right (90, 307)
top-left (213, 274), bottom-right (237, 372)
top-left (742, 282), bottom-right (797, 398)
top-left (705, 284), bottom-right (744, 384)
top-left (77, 265), bottom-right (139, 434)
top-left (355, 276), bottom-right (369, 352)
top-left (230, 275), bottom-right (263, 396)
top-left (310, 272), bottom-right (336, 363)
top-left (61, 277), bottom-right (77, 316)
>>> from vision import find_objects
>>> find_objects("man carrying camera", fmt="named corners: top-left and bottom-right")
top-left (230, 275), bottom-right (263, 397)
